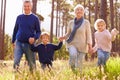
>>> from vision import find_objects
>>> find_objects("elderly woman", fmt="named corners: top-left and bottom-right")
top-left (62, 4), bottom-right (92, 72)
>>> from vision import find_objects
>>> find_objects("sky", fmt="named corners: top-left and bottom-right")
top-left (5, 0), bottom-right (22, 36)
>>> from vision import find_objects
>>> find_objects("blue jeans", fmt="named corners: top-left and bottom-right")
top-left (13, 40), bottom-right (36, 71)
top-left (68, 46), bottom-right (85, 71)
top-left (97, 49), bottom-right (110, 66)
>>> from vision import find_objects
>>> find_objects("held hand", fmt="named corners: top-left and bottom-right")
top-left (29, 37), bottom-right (35, 44)
top-left (59, 36), bottom-right (65, 40)
top-left (12, 43), bottom-right (16, 49)
top-left (88, 48), bottom-right (94, 55)
top-left (88, 45), bottom-right (94, 54)
top-left (59, 37), bottom-right (64, 42)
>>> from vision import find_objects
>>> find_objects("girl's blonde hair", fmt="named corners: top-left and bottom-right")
top-left (94, 19), bottom-right (106, 30)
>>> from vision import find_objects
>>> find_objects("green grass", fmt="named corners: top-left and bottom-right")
top-left (0, 57), bottom-right (120, 80)
top-left (105, 57), bottom-right (120, 80)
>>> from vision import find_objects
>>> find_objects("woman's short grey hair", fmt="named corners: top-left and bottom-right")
top-left (74, 4), bottom-right (84, 12)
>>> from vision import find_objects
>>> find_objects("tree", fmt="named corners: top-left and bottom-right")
top-left (100, 0), bottom-right (107, 26)
top-left (94, 0), bottom-right (98, 21)
top-left (32, 0), bottom-right (37, 14)
top-left (54, 0), bottom-right (73, 37)
top-left (32, 0), bottom-right (44, 21)
top-left (0, 0), bottom-right (6, 60)
top-left (61, 3), bottom-right (73, 36)
top-left (88, 0), bottom-right (91, 22)
top-left (4, 34), bottom-right (13, 60)
top-left (55, 0), bottom-right (59, 37)
top-left (50, 0), bottom-right (55, 42)
top-left (110, 0), bottom-right (114, 29)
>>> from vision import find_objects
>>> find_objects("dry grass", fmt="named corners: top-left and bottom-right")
top-left (0, 57), bottom-right (120, 80)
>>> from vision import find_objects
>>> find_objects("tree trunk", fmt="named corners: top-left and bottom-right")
top-left (50, 0), bottom-right (54, 42)
top-left (100, 0), bottom-right (107, 26)
top-left (32, 0), bottom-right (37, 14)
top-left (58, 11), bottom-right (60, 37)
top-left (61, 15), bottom-right (64, 36)
top-left (0, 0), bottom-right (6, 60)
top-left (94, 0), bottom-right (98, 21)
top-left (56, 1), bottom-right (58, 37)
top-left (88, 0), bottom-right (91, 23)
top-left (84, 0), bottom-right (86, 18)
top-left (110, 0), bottom-right (114, 29)
top-left (76, 0), bottom-right (81, 3)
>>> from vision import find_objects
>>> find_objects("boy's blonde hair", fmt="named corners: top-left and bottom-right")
top-left (40, 32), bottom-right (50, 39)
top-left (94, 19), bottom-right (106, 30)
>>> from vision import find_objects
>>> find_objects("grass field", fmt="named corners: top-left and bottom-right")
top-left (0, 57), bottom-right (120, 80)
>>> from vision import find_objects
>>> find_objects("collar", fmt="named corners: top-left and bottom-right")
top-left (23, 12), bottom-right (32, 15)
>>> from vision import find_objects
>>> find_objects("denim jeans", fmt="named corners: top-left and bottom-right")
top-left (97, 49), bottom-right (110, 66)
top-left (13, 40), bottom-right (36, 71)
top-left (68, 46), bottom-right (85, 71)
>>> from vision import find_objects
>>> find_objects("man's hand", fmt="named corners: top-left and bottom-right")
top-left (29, 37), bottom-right (35, 44)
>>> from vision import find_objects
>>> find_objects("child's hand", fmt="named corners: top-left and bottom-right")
top-left (88, 47), bottom-right (94, 54)
top-left (59, 37), bottom-right (64, 42)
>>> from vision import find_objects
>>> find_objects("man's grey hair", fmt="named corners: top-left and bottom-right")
top-left (23, 0), bottom-right (33, 6)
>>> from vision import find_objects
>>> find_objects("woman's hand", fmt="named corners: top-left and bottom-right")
top-left (59, 37), bottom-right (64, 42)
top-left (12, 43), bottom-right (16, 49)
top-left (88, 44), bottom-right (93, 54)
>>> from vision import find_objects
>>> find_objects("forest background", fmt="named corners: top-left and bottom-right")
top-left (0, 0), bottom-right (120, 60)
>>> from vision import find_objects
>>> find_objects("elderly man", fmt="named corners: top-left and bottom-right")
top-left (12, 0), bottom-right (41, 72)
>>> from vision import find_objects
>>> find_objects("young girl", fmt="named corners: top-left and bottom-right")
top-left (93, 19), bottom-right (119, 73)
top-left (31, 32), bottom-right (63, 70)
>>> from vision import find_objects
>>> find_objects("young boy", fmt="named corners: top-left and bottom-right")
top-left (31, 32), bottom-right (63, 70)
top-left (93, 19), bottom-right (119, 73)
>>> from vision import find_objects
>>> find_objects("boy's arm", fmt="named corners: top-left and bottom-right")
top-left (53, 37), bottom-right (64, 50)
top-left (53, 42), bottom-right (63, 50)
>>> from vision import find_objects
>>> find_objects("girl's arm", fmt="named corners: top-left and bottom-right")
top-left (111, 28), bottom-right (119, 41)
top-left (93, 38), bottom-right (98, 53)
